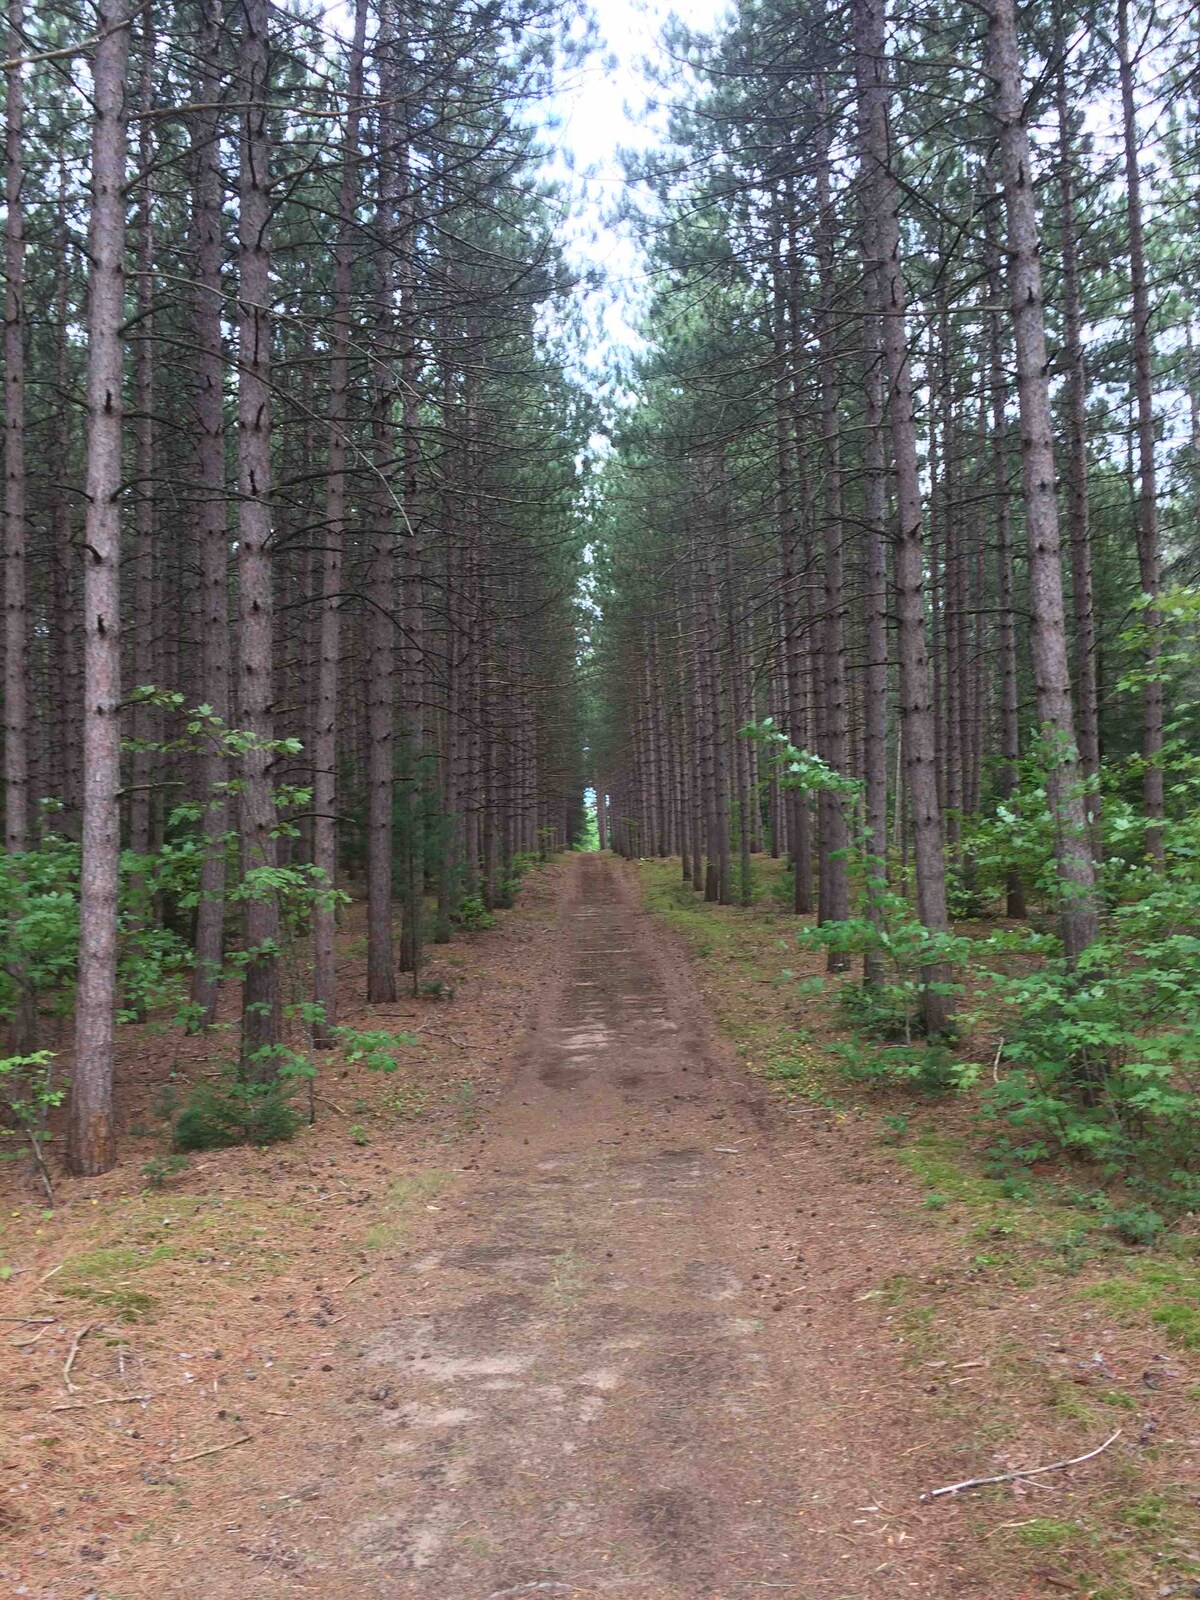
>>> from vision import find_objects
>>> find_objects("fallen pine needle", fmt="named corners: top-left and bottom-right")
top-left (172, 1433), bottom-right (252, 1464)
top-left (921, 1429), bottom-right (1122, 1501)
top-left (52, 1393), bottom-right (154, 1412)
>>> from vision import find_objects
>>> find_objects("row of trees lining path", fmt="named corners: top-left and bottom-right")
top-left (1, 0), bottom-right (590, 1174)
top-left (593, 0), bottom-right (1198, 1032)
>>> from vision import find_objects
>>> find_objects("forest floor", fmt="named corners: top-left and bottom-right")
top-left (2, 852), bottom-right (1199, 1599)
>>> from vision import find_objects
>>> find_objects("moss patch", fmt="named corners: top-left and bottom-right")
top-left (365, 1170), bottom-right (450, 1249)
top-left (1085, 1261), bottom-right (1200, 1349)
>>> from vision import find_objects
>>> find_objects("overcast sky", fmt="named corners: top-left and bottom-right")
top-left (543, 0), bottom-right (729, 381)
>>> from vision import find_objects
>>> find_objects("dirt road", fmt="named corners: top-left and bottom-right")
top-left (9, 854), bottom-right (1001, 1598)
top-left (283, 853), bottom-right (971, 1598)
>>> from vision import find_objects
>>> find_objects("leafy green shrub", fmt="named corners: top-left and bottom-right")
top-left (0, 1050), bottom-right (63, 1198)
top-left (977, 760), bottom-right (1200, 1209)
top-left (0, 833), bottom-right (81, 1022)
top-left (333, 1026), bottom-right (417, 1073)
top-left (173, 1077), bottom-right (300, 1151)
top-left (770, 867), bottom-right (795, 907)
top-left (837, 976), bottom-right (911, 1041)
top-left (453, 894), bottom-right (495, 931)
top-left (944, 861), bottom-right (987, 921)
top-left (1106, 1205), bottom-right (1167, 1247)
top-left (807, 894), bottom-right (967, 1042)
top-left (830, 1038), bottom-right (966, 1095)
top-left (492, 850), bottom-right (538, 909)
top-left (418, 979), bottom-right (455, 1001)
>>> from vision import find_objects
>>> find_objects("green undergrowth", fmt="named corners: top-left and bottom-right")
top-left (54, 1242), bottom-right (175, 1321)
top-left (638, 847), bottom-right (1200, 1588)
top-left (638, 856), bottom-right (836, 1097)
top-left (1085, 1260), bottom-right (1200, 1349)
top-left (363, 1170), bottom-right (450, 1249)
top-left (636, 854), bottom-right (1200, 1330)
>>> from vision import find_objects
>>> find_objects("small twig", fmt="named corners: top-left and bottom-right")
top-left (171, 1433), bottom-right (252, 1464)
top-left (63, 1324), bottom-right (93, 1393)
top-left (38, 1262), bottom-right (64, 1284)
top-left (419, 1025), bottom-right (468, 1048)
top-left (315, 1093), bottom-right (348, 1116)
top-left (0, 1315), bottom-right (55, 1323)
top-left (26, 1132), bottom-right (54, 1204)
top-left (991, 1037), bottom-right (1006, 1082)
top-left (11, 1324), bottom-right (53, 1349)
top-left (52, 1393), bottom-right (154, 1412)
top-left (336, 1269), bottom-right (369, 1292)
top-left (921, 1429), bottom-right (1122, 1501)
top-left (484, 1586), bottom-right (574, 1600)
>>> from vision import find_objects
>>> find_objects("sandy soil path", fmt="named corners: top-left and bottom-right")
top-left (245, 852), bottom-right (973, 1599)
top-left (6, 853), bottom-right (1006, 1599)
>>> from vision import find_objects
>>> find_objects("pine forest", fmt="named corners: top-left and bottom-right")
top-left (3, 0), bottom-right (1200, 1590)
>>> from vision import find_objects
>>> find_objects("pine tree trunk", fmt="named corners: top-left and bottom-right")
top-left (1117, 0), bottom-right (1164, 859)
top-left (854, 0), bottom-right (954, 1033)
top-left (815, 88), bottom-right (851, 960)
top-left (723, 543), bottom-right (752, 906)
top-left (312, 0), bottom-right (368, 1041)
top-left (129, 9), bottom-right (156, 866)
top-left (3, 0), bottom-right (37, 1052)
top-left (189, 0), bottom-right (231, 1028)
top-left (1054, 35), bottom-right (1100, 833)
top-left (397, 104), bottom-right (424, 982)
top-left (3, 0), bottom-right (27, 865)
top-left (770, 217), bottom-right (813, 915)
top-left (68, 0), bottom-right (133, 1176)
top-left (236, 0), bottom-right (282, 1069)
top-left (860, 250), bottom-right (889, 988)
top-left (988, 0), bottom-right (1100, 959)
top-left (985, 196), bottom-right (1026, 918)
top-left (366, 10), bottom-right (400, 1002)
top-left (50, 160), bottom-right (80, 825)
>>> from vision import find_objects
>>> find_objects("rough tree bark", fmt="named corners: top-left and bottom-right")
top-left (983, 196), bottom-right (1027, 919)
top-left (236, 0), bottom-right (283, 1068)
top-left (1117, 0), bottom-right (1164, 859)
top-left (189, 0), bottom-right (231, 1029)
top-left (3, 0), bottom-right (27, 865)
top-left (860, 202), bottom-right (889, 988)
top-left (815, 78), bottom-right (851, 962)
top-left (312, 0), bottom-right (368, 1041)
top-left (770, 204), bottom-right (813, 915)
top-left (128, 8), bottom-right (156, 866)
top-left (366, 0), bottom-right (400, 1003)
top-left (854, 0), bottom-right (954, 1033)
top-left (68, 0), bottom-right (134, 1175)
top-left (988, 0), bottom-right (1100, 959)
top-left (3, 0), bottom-right (37, 1053)
top-left (1054, 24), bottom-right (1100, 827)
